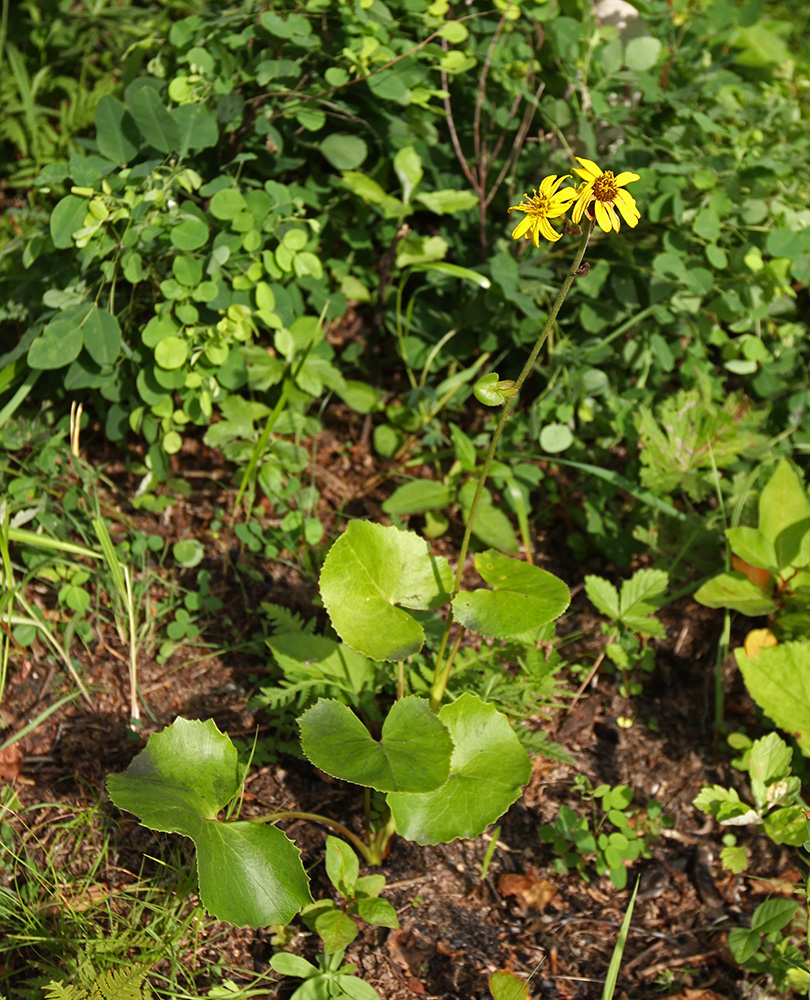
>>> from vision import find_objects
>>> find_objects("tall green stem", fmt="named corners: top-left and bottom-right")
top-left (429, 223), bottom-right (593, 710)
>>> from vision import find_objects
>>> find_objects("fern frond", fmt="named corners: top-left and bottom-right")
top-left (42, 964), bottom-right (151, 1000)
top-left (261, 602), bottom-right (313, 635)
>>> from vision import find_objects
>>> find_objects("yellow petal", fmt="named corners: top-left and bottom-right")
top-left (614, 171), bottom-right (640, 186)
top-left (538, 216), bottom-right (562, 242)
top-left (554, 187), bottom-right (579, 206)
top-left (594, 199), bottom-right (613, 233)
top-left (571, 185), bottom-right (593, 223)
top-left (574, 157), bottom-right (602, 179)
top-left (511, 216), bottom-right (532, 239)
top-left (614, 189), bottom-right (640, 227)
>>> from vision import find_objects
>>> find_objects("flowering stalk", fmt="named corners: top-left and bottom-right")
top-left (429, 222), bottom-right (594, 709)
top-left (429, 157), bottom-right (640, 710)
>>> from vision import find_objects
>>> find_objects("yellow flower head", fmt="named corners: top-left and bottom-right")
top-left (571, 157), bottom-right (640, 233)
top-left (508, 175), bottom-right (579, 245)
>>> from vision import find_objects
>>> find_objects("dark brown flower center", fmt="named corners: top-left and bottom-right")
top-left (593, 172), bottom-right (618, 202)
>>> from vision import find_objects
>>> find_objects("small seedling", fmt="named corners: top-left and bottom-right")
top-left (299, 836), bottom-right (398, 953)
top-left (540, 780), bottom-right (669, 889)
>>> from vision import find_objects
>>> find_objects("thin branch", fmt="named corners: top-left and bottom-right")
top-left (440, 61), bottom-right (479, 191)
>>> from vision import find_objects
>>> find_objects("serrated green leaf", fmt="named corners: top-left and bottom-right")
top-left (736, 642), bottom-right (810, 756)
top-left (749, 732), bottom-right (792, 787)
top-left (693, 783), bottom-right (742, 816)
top-left (621, 615), bottom-right (666, 638)
top-left (762, 806), bottom-right (807, 846)
top-left (585, 575), bottom-right (620, 620)
top-left (619, 568), bottom-right (668, 619)
top-left (719, 843), bottom-right (749, 874)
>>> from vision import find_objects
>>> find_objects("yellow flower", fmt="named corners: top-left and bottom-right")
top-left (571, 157), bottom-right (640, 233)
top-left (508, 175), bottom-right (579, 245)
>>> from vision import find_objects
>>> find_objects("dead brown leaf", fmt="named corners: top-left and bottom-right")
top-left (498, 870), bottom-right (558, 912)
top-left (0, 742), bottom-right (23, 782)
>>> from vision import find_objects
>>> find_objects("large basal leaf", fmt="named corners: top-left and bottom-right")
top-left (452, 550), bottom-right (570, 639)
top-left (388, 693), bottom-right (532, 844)
top-left (299, 696), bottom-right (452, 792)
top-left (694, 571), bottom-right (776, 615)
top-left (107, 718), bottom-right (311, 926)
top-left (736, 642), bottom-right (810, 756)
top-left (319, 521), bottom-right (452, 661)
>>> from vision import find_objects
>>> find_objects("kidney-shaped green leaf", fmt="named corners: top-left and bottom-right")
top-left (299, 696), bottom-right (452, 792)
top-left (388, 693), bottom-right (531, 845)
top-left (319, 521), bottom-right (452, 661)
top-left (107, 718), bottom-right (311, 926)
top-left (452, 550), bottom-right (570, 639)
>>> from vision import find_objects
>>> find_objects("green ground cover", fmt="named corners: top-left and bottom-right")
top-left (3, 0), bottom-right (810, 996)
